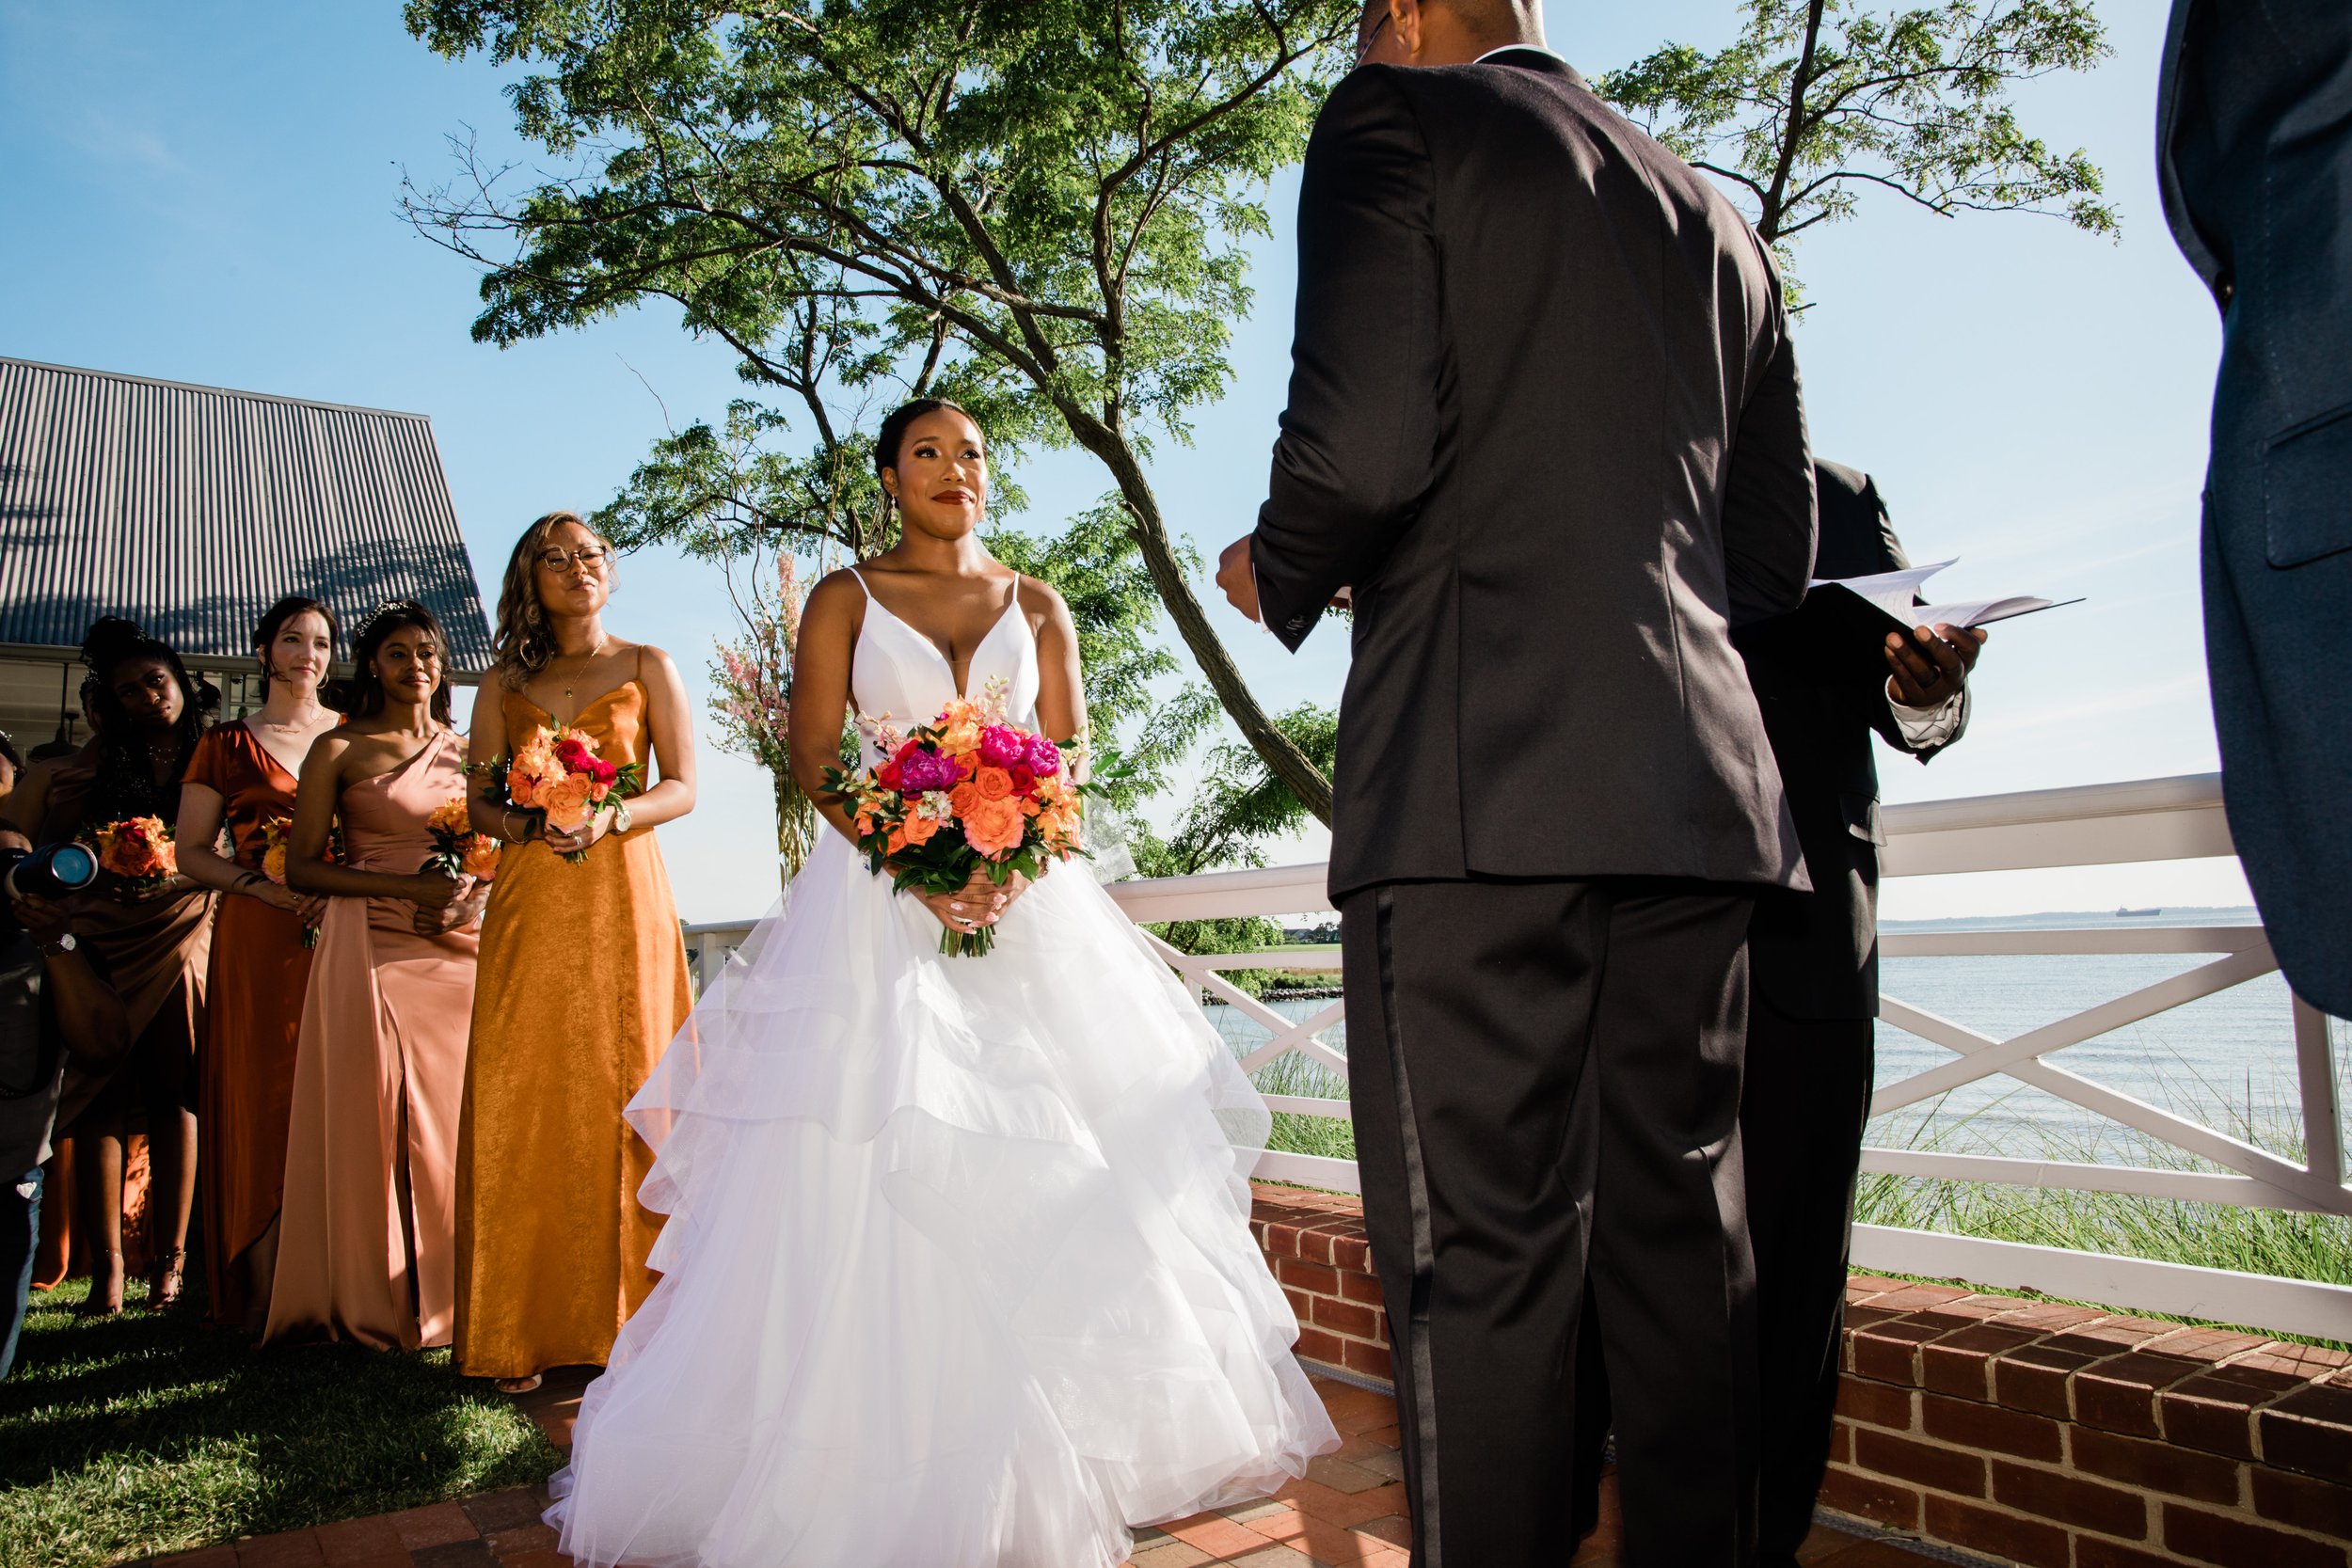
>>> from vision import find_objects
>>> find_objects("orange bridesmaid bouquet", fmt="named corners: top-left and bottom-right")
top-left (258, 814), bottom-right (325, 947)
top-left (88, 816), bottom-right (177, 897)
top-left (475, 724), bottom-right (643, 864)
top-left (424, 797), bottom-right (501, 882)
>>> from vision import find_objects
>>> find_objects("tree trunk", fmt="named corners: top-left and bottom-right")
top-left (1078, 424), bottom-right (1336, 826)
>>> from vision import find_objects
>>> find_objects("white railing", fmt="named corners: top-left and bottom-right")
top-left (685, 772), bottom-right (2352, 1343)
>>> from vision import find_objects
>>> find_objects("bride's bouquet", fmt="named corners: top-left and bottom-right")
top-left (824, 681), bottom-right (1087, 957)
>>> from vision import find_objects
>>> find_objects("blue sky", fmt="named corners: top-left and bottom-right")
top-left (0, 2), bottom-right (2242, 922)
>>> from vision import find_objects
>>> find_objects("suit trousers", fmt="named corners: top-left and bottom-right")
top-left (1567, 991), bottom-right (1877, 1567)
top-left (1338, 877), bottom-right (1760, 1568)
top-left (1742, 996), bottom-right (1876, 1562)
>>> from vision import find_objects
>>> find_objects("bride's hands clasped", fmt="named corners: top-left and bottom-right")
top-left (914, 864), bottom-right (1035, 937)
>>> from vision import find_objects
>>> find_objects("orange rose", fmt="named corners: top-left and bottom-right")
top-left (972, 767), bottom-right (1013, 802)
top-left (887, 824), bottom-right (911, 857)
top-left (899, 812), bottom-right (944, 847)
top-left (427, 797), bottom-right (471, 837)
top-left (541, 773), bottom-right (596, 832)
top-left (461, 837), bottom-right (502, 880)
top-left (962, 797), bottom-right (1026, 858)
top-left (509, 736), bottom-right (559, 801)
top-left (948, 782), bottom-right (985, 821)
top-left (262, 843), bottom-right (289, 884)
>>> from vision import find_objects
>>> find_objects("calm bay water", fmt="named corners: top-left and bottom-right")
top-left (1201, 908), bottom-right (2352, 1169)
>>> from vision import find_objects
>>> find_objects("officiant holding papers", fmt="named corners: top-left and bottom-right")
top-left (1573, 459), bottom-right (1986, 1567)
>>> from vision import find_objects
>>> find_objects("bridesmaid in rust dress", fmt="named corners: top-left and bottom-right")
top-left (456, 511), bottom-right (696, 1393)
top-left (2, 620), bottom-right (218, 1315)
top-left (176, 596), bottom-right (342, 1330)
top-left (265, 603), bottom-right (486, 1351)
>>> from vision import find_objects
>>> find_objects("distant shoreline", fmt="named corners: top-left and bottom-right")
top-left (1880, 905), bottom-right (2262, 932)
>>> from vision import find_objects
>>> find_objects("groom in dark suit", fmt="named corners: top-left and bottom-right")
top-left (2158, 0), bottom-right (2352, 1019)
top-left (1216, 4), bottom-right (1816, 1563)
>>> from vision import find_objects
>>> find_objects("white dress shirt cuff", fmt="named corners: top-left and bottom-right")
top-left (1888, 686), bottom-right (1964, 749)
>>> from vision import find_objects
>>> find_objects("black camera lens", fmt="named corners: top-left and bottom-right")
top-left (1, 843), bottom-right (100, 902)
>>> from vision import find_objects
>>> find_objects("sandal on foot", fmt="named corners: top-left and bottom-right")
top-left (147, 1248), bottom-right (187, 1309)
top-left (496, 1374), bottom-right (544, 1395)
top-left (75, 1250), bottom-right (125, 1318)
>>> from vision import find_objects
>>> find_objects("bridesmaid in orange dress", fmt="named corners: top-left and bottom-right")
top-left (265, 602), bottom-right (487, 1351)
top-left (176, 596), bottom-right (341, 1330)
top-left (456, 511), bottom-right (697, 1393)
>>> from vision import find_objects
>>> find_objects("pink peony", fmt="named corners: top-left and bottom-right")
top-left (977, 724), bottom-right (1028, 769)
top-left (1024, 736), bottom-right (1062, 778)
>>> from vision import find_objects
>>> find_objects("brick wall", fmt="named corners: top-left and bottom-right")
top-left (1249, 1185), bottom-right (2352, 1566)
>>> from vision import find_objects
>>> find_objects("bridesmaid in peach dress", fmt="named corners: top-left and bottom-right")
top-left (175, 596), bottom-right (341, 1330)
top-left (265, 602), bottom-right (487, 1351)
top-left (456, 511), bottom-right (696, 1393)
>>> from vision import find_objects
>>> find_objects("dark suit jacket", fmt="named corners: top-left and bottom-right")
top-left (1739, 463), bottom-right (1966, 1022)
top-left (1249, 51), bottom-right (1816, 900)
top-left (2159, 0), bottom-right (2352, 1015)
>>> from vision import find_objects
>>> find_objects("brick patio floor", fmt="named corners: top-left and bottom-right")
top-left (146, 1372), bottom-right (1947, 1568)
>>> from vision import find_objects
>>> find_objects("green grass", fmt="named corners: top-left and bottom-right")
top-left (1856, 1082), bottom-right (2352, 1299)
top-left (1249, 1049), bottom-right (1359, 1163)
top-left (0, 1277), bottom-right (561, 1568)
top-left (1241, 1025), bottom-right (2350, 1308)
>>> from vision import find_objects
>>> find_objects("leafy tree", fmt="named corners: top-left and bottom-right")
top-left (1601, 0), bottom-right (2119, 301)
top-left (1162, 702), bottom-right (1336, 877)
top-left (403, 0), bottom-right (1356, 822)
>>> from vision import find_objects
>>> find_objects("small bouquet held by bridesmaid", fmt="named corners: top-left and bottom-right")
top-left (475, 725), bottom-right (643, 864)
top-left (424, 798), bottom-right (502, 882)
top-left (88, 816), bottom-right (177, 897)
top-left (258, 814), bottom-right (326, 947)
top-left (823, 681), bottom-right (1088, 957)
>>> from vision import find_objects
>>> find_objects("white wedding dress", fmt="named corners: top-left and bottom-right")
top-left (546, 573), bottom-right (1337, 1568)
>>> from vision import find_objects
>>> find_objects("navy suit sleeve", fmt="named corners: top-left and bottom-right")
top-left (1723, 315), bottom-right (1817, 628)
top-left (1251, 68), bottom-right (1442, 652)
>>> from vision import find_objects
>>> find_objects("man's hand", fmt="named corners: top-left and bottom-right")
top-left (1217, 536), bottom-right (1263, 623)
top-left (1884, 623), bottom-right (1987, 708)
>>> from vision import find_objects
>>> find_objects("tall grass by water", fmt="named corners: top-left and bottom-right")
top-left (1211, 989), bottom-right (2352, 1295)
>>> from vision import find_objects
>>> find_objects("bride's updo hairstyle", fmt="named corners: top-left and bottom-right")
top-left (492, 509), bottom-right (616, 690)
top-left (872, 398), bottom-right (979, 507)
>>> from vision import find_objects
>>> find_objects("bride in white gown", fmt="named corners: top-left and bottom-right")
top-left (546, 399), bottom-right (1337, 1568)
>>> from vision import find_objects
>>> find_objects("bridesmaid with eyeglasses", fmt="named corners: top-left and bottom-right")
top-left (455, 512), bottom-right (697, 1394)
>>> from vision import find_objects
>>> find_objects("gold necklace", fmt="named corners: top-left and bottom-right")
top-left (561, 635), bottom-right (611, 702)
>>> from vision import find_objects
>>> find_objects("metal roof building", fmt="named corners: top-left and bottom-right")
top-left (0, 356), bottom-right (496, 751)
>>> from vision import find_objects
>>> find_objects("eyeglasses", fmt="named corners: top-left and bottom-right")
top-left (538, 546), bottom-right (613, 572)
top-left (1356, 9), bottom-right (1391, 64)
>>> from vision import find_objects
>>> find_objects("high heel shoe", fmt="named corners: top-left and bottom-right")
top-left (148, 1248), bottom-right (187, 1309)
top-left (75, 1250), bottom-right (125, 1317)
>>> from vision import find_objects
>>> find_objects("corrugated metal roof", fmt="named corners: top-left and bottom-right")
top-left (0, 356), bottom-right (498, 673)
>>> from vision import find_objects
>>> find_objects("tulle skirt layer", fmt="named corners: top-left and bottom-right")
top-left (547, 833), bottom-right (1337, 1568)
